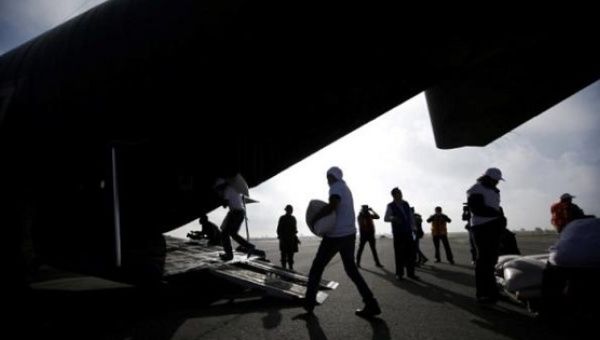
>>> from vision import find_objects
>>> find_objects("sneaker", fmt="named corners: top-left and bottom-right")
top-left (355, 299), bottom-right (381, 318)
top-left (356, 262), bottom-right (361, 268)
top-left (395, 275), bottom-right (404, 281)
top-left (219, 253), bottom-right (233, 261)
top-left (434, 259), bottom-right (441, 263)
top-left (449, 259), bottom-right (455, 265)
top-left (375, 263), bottom-right (384, 268)
top-left (422, 258), bottom-right (429, 264)
top-left (246, 244), bottom-right (256, 258)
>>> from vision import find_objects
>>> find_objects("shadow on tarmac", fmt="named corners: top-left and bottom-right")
top-left (292, 313), bottom-right (391, 340)
top-left (361, 265), bottom-right (589, 340)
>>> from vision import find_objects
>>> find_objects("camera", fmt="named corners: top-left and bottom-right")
top-left (462, 204), bottom-right (471, 220)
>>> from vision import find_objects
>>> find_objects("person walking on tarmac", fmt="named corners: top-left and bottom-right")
top-left (277, 204), bottom-right (300, 271)
top-left (356, 205), bottom-right (383, 268)
top-left (304, 167), bottom-right (381, 317)
top-left (426, 206), bottom-right (455, 264)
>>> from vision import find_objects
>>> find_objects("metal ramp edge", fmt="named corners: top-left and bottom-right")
top-left (239, 259), bottom-right (339, 290)
top-left (210, 263), bottom-right (329, 304)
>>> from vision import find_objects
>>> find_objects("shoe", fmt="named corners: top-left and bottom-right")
top-left (375, 263), bottom-right (383, 268)
top-left (219, 253), bottom-right (233, 261)
top-left (422, 258), bottom-right (429, 264)
top-left (395, 275), bottom-right (404, 281)
top-left (356, 262), bottom-right (361, 268)
top-left (434, 259), bottom-right (441, 263)
top-left (303, 300), bottom-right (316, 313)
top-left (246, 244), bottom-right (256, 258)
top-left (449, 260), bottom-right (455, 265)
top-left (407, 274), bottom-right (421, 281)
top-left (355, 299), bottom-right (381, 318)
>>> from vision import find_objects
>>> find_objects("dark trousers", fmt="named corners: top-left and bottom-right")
top-left (393, 232), bottom-right (415, 277)
top-left (356, 233), bottom-right (381, 266)
top-left (471, 220), bottom-right (503, 299)
top-left (305, 234), bottom-right (375, 305)
top-left (281, 250), bottom-right (295, 269)
top-left (467, 229), bottom-right (477, 262)
top-left (221, 209), bottom-right (254, 256)
top-left (415, 238), bottom-right (428, 262)
top-left (433, 235), bottom-right (454, 262)
top-left (542, 263), bottom-right (600, 316)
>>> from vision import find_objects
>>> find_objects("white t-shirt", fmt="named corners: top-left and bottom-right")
top-left (326, 180), bottom-right (356, 238)
top-left (466, 182), bottom-right (500, 227)
top-left (224, 185), bottom-right (244, 211)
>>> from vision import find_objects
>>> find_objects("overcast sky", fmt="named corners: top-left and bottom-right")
top-left (2, 0), bottom-right (599, 239)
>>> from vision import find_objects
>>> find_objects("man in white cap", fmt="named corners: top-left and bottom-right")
top-left (304, 166), bottom-right (381, 317)
top-left (214, 177), bottom-right (256, 261)
top-left (550, 193), bottom-right (586, 233)
top-left (466, 167), bottom-right (507, 303)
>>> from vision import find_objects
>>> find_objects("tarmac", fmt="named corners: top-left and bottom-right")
top-left (24, 232), bottom-right (594, 339)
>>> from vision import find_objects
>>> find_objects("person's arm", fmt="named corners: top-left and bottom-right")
top-left (426, 215), bottom-right (433, 223)
top-left (410, 211), bottom-right (417, 231)
top-left (384, 204), bottom-right (394, 222)
top-left (309, 194), bottom-right (340, 226)
top-left (444, 214), bottom-right (451, 223)
top-left (467, 194), bottom-right (501, 217)
top-left (276, 217), bottom-right (283, 238)
top-left (571, 204), bottom-right (585, 219)
top-left (292, 216), bottom-right (298, 234)
top-left (370, 209), bottom-right (380, 219)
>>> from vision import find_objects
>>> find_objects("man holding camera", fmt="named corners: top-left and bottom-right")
top-left (356, 205), bottom-right (383, 268)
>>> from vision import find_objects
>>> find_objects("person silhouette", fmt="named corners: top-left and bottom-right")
top-left (214, 178), bottom-right (256, 261)
top-left (466, 167), bottom-right (507, 303)
top-left (304, 166), bottom-right (381, 317)
top-left (277, 204), bottom-right (299, 271)
top-left (426, 206), bottom-right (454, 264)
top-left (384, 187), bottom-right (418, 280)
top-left (356, 204), bottom-right (383, 268)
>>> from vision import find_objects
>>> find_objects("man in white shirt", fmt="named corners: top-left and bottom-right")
top-left (466, 167), bottom-right (506, 303)
top-left (304, 167), bottom-right (380, 317)
top-left (214, 178), bottom-right (256, 261)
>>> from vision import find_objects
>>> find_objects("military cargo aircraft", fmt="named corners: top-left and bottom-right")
top-left (1, 1), bottom-right (598, 292)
